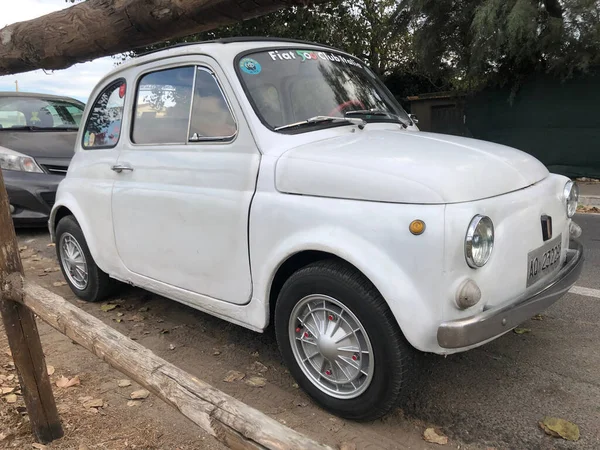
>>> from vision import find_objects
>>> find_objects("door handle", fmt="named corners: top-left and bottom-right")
top-left (111, 164), bottom-right (134, 173)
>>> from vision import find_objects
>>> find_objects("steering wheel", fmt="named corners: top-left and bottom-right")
top-left (328, 99), bottom-right (365, 117)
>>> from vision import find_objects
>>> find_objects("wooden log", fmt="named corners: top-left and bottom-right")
top-left (0, 171), bottom-right (63, 443)
top-left (20, 280), bottom-right (333, 450)
top-left (0, 0), bottom-right (322, 76)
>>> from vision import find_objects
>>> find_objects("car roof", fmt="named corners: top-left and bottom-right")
top-left (0, 91), bottom-right (84, 104)
top-left (95, 37), bottom-right (354, 87)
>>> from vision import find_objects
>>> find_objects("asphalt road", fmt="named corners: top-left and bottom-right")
top-left (13, 213), bottom-right (600, 450)
top-left (405, 213), bottom-right (600, 450)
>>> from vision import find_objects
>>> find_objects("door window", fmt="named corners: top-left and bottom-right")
top-left (83, 79), bottom-right (126, 149)
top-left (132, 66), bottom-right (195, 145)
top-left (189, 68), bottom-right (237, 141)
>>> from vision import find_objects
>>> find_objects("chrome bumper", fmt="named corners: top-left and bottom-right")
top-left (437, 240), bottom-right (584, 349)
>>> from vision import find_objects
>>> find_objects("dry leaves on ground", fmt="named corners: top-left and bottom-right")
top-left (83, 398), bottom-right (104, 409)
top-left (223, 370), bottom-right (245, 383)
top-left (32, 443), bottom-right (47, 450)
top-left (56, 375), bottom-right (80, 388)
top-left (4, 394), bottom-right (18, 404)
top-left (127, 400), bottom-right (143, 407)
top-left (248, 361), bottom-right (268, 374)
top-left (245, 376), bottom-right (266, 388)
top-left (423, 427), bottom-right (448, 445)
top-left (47, 365), bottom-right (55, 375)
top-left (539, 417), bottom-right (580, 441)
top-left (52, 281), bottom-right (67, 287)
top-left (577, 205), bottom-right (600, 214)
top-left (117, 379), bottom-right (131, 387)
top-left (100, 304), bottom-right (118, 312)
top-left (130, 389), bottom-right (150, 400)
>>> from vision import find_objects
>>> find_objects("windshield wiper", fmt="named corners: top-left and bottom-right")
top-left (345, 110), bottom-right (409, 127)
top-left (274, 116), bottom-right (366, 132)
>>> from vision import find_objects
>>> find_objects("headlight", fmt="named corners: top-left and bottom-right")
top-left (0, 146), bottom-right (43, 173)
top-left (563, 181), bottom-right (578, 218)
top-left (465, 215), bottom-right (494, 268)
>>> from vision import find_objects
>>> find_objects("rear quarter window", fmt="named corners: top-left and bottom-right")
top-left (83, 79), bottom-right (126, 149)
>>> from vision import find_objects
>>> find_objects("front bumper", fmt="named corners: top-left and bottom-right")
top-left (2, 169), bottom-right (62, 227)
top-left (437, 239), bottom-right (584, 349)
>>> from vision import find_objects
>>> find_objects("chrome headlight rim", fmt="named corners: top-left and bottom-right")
top-left (465, 214), bottom-right (494, 269)
top-left (563, 180), bottom-right (579, 218)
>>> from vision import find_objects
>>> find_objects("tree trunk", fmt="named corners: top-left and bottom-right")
top-left (0, 0), bottom-right (322, 76)
top-left (0, 171), bottom-right (63, 444)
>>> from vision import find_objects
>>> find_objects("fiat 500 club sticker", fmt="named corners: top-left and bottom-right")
top-left (240, 58), bottom-right (262, 75)
top-left (268, 49), bottom-right (363, 68)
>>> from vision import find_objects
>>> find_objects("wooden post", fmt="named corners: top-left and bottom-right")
top-left (0, 171), bottom-right (63, 443)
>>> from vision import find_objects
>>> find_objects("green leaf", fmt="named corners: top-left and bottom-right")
top-left (513, 327), bottom-right (531, 334)
top-left (100, 304), bottom-right (117, 312)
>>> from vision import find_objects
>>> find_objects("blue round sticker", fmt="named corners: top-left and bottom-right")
top-left (240, 58), bottom-right (261, 75)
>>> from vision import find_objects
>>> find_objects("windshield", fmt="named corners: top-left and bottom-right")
top-left (0, 96), bottom-right (85, 130)
top-left (237, 48), bottom-right (410, 131)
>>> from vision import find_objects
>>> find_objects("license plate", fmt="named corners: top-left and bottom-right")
top-left (526, 234), bottom-right (562, 287)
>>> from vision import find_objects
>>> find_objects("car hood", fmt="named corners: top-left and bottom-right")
top-left (275, 129), bottom-right (549, 204)
top-left (0, 130), bottom-right (77, 164)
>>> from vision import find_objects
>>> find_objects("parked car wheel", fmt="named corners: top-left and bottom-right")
top-left (275, 259), bottom-right (414, 421)
top-left (56, 215), bottom-right (116, 302)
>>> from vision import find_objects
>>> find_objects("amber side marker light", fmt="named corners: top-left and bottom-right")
top-left (409, 220), bottom-right (426, 235)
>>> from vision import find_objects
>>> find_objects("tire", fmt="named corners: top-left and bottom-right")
top-left (274, 259), bottom-right (414, 421)
top-left (55, 215), bottom-right (116, 302)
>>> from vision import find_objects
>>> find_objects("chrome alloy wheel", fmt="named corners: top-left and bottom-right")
top-left (59, 232), bottom-right (89, 290)
top-left (289, 294), bottom-right (375, 399)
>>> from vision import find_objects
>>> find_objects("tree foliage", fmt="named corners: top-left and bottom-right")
top-left (66, 0), bottom-right (600, 93)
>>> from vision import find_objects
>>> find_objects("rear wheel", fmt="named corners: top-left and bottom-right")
top-left (274, 259), bottom-right (414, 421)
top-left (56, 216), bottom-right (116, 302)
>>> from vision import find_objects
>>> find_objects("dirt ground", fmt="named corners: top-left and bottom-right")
top-left (1, 230), bottom-right (493, 450)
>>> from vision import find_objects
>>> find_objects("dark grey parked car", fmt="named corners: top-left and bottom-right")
top-left (0, 92), bottom-right (85, 226)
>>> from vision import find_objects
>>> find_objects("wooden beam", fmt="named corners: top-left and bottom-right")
top-left (20, 280), bottom-right (333, 450)
top-left (0, 171), bottom-right (63, 444)
top-left (0, 0), bottom-right (321, 76)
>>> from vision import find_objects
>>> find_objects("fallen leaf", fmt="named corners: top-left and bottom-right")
top-left (32, 444), bottom-right (47, 450)
top-left (539, 417), bottom-right (580, 441)
top-left (78, 396), bottom-right (93, 403)
top-left (513, 328), bottom-right (531, 335)
top-left (245, 376), bottom-right (266, 387)
top-left (423, 427), bottom-right (448, 445)
top-left (213, 351), bottom-right (221, 356)
top-left (159, 329), bottom-right (169, 334)
top-left (43, 267), bottom-right (60, 273)
top-left (130, 389), bottom-right (150, 400)
top-left (223, 370), bottom-right (245, 383)
top-left (169, 344), bottom-right (176, 350)
top-left (4, 394), bottom-right (17, 404)
top-left (251, 351), bottom-right (259, 357)
top-left (292, 383), bottom-right (299, 389)
top-left (19, 246), bottom-right (27, 252)
top-left (6, 374), bottom-right (15, 381)
top-left (127, 314), bottom-right (144, 322)
top-left (38, 273), bottom-right (49, 277)
top-left (117, 379), bottom-right (132, 387)
top-left (116, 319), bottom-right (122, 323)
top-left (52, 281), bottom-right (67, 287)
top-left (532, 314), bottom-right (544, 321)
top-left (338, 443), bottom-right (356, 450)
top-left (47, 243), bottom-right (55, 248)
top-left (248, 361), bottom-right (268, 374)
top-left (47, 365), bottom-right (55, 376)
top-left (116, 312), bottom-right (124, 317)
top-left (83, 398), bottom-right (104, 409)
top-left (1, 387), bottom-right (14, 395)
top-left (100, 304), bottom-right (117, 312)
top-left (56, 375), bottom-right (80, 388)
top-left (79, 444), bottom-right (90, 450)
top-left (127, 400), bottom-right (142, 407)
top-left (32, 257), bottom-right (41, 262)
top-left (138, 307), bottom-right (149, 312)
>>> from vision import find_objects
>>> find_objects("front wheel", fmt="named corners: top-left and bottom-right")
top-left (274, 260), bottom-right (415, 421)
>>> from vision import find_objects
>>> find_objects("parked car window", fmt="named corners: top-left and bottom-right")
top-left (0, 96), bottom-right (84, 130)
top-left (189, 68), bottom-right (237, 141)
top-left (83, 79), bottom-right (126, 149)
top-left (132, 66), bottom-right (194, 145)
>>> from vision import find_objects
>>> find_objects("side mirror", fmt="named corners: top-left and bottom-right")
top-left (409, 114), bottom-right (419, 125)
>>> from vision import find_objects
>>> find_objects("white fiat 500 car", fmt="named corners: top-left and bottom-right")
top-left (50, 38), bottom-right (584, 420)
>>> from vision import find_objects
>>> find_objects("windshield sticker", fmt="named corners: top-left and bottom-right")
top-left (268, 50), bottom-right (363, 68)
top-left (240, 58), bottom-right (262, 75)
